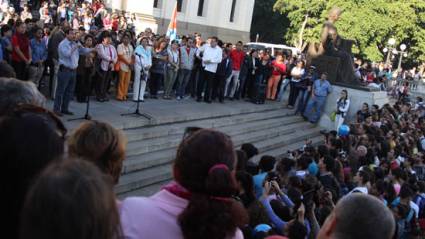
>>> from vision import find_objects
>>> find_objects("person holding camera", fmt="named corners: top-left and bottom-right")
top-left (259, 177), bottom-right (309, 237)
top-left (335, 89), bottom-right (350, 131)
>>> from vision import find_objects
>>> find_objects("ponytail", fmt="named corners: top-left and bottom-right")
top-left (174, 129), bottom-right (249, 239)
top-left (179, 166), bottom-right (248, 239)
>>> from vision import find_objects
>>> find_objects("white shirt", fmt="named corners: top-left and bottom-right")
top-left (200, 45), bottom-right (222, 73)
top-left (349, 186), bottom-right (368, 194)
top-left (291, 67), bottom-right (305, 82)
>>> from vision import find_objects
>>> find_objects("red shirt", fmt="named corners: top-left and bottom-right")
top-left (11, 33), bottom-right (30, 62)
top-left (112, 19), bottom-right (119, 31)
top-left (271, 60), bottom-right (286, 76)
top-left (229, 49), bottom-right (245, 71)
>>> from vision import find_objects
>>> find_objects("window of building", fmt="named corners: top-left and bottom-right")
top-left (153, 0), bottom-right (159, 8)
top-left (230, 0), bottom-right (236, 22)
top-left (197, 0), bottom-right (205, 16)
top-left (177, 0), bottom-right (183, 12)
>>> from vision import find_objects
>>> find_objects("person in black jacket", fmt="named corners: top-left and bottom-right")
top-left (213, 49), bottom-right (232, 103)
top-left (245, 49), bottom-right (261, 99)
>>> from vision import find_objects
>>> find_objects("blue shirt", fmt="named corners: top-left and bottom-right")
top-left (30, 38), bottom-right (47, 63)
top-left (58, 38), bottom-right (91, 69)
top-left (313, 79), bottom-right (332, 97)
top-left (0, 45), bottom-right (3, 61)
top-left (253, 172), bottom-right (267, 198)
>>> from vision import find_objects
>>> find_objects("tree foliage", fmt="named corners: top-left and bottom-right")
top-left (250, 0), bottom-right (289, 44)
top-left (274, 0), bottom-right (425, 64)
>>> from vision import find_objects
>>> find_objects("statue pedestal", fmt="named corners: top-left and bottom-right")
top-left (310, 55), bottom-right (340, 83)
top-left (318, 84), bottom-right (389, 130)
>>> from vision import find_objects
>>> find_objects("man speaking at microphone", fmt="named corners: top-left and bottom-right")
top-left (53, 28), bottom-right (93, 116)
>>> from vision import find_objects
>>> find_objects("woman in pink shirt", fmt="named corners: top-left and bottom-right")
top-left (120, 129), bottom-right (247, 239)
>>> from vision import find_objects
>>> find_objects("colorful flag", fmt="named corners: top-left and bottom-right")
top-left (166, 1), bottom-right (177, 41)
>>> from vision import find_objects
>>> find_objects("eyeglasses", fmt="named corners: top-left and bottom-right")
top-left (12, 104), bottom-right (67, 139)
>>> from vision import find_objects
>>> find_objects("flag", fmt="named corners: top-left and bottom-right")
top-left (166, 1), bottom-right (177, 41)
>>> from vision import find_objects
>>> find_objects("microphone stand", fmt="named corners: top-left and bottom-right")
top-left (69, 70), bottom-right (92, 121)
top-left (121, 67), bottom-right (152, 120)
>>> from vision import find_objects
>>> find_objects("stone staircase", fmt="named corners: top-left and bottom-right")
top-left (116, 106), bottom-right (322, 198)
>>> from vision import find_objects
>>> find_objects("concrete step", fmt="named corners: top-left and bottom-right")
top-left (117, 123), bottom-right (319, 195)
top-left (125, 115), bottom-right (301, 157)
top-left (251, 135), bottom-right (323, 164)
top-left (123, 118), bottom-right (307, 174)
top-left (251, 127), bottom-right (322, 156)
top-left (124, 108), bottom-right (293, 142)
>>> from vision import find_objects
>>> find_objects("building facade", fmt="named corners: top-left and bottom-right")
top-left (105, 0), bottom-right (255, 43)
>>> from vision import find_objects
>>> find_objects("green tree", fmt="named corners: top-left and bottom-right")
top-left (274, 0), bottom-right (425, 64)
top-left (250, 0), bottom-right (289, 44)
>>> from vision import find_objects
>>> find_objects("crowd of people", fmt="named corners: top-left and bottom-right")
top-left (4, 72), bottom-right (425, 239)
top-left (2, 1), bottom-right (425, 239)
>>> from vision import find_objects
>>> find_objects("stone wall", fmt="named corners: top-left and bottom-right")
top-left (155, 18), bottom-right (250, 43)
top-left (318, 85), bottom-right (389, 130)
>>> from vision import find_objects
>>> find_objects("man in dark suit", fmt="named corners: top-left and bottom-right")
top-left (213, 49), bottom-right (232, 103)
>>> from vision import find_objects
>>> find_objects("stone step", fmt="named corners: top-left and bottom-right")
top-left (125, 115), bottom-right (302, 158)
top-left (123, 119), bottom-right (307, 174)
top-left (251, 135), bottom-right (323, 164)
top-left (124, 108), bottom-right (293, 142)
top-left (117, 124), bottom-right (319, 195)
top-left (252, 127), bottom-right (322, 156)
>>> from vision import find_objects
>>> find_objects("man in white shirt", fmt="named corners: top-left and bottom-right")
top-left (196, 37), bottom-right (222, 103)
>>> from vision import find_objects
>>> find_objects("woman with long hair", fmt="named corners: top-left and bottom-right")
top-left (120, 129), bottom-right (248, 239)
top-left (335, 89), bottom-right (350, 130)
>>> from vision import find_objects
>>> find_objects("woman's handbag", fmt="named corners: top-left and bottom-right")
top-left (330, 111), bottom-right (337, 122)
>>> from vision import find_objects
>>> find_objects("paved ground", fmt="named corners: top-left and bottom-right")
top-left (46, 97), bottom-right (287, 131)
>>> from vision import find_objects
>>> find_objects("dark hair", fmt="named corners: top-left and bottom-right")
top-left (322, 155), bottom-right (336, 172)
top-left (84, 34), bottom-right (94, 42)
top-left (175, 129), bottom-right (248, 239)
top-left (270, 199), bottom-right (292, 221)
top-left (241, 143), bottom-right (259, 159)
top-left (15, 20), bottom-right (25, 28)
top-left (68, 120), bottom-right (126, 184)
top-left (297, 155), bottom-right (312, 170)
top-left (236, 171), bottom-right (255, 207)
top-left (259, 155), bottom-right (276, 172)
top-left (1, 24), bottom-right (11, 36)
top-left (399, 183), bottom-right (414, 199)
top-left (78, 26), bottom-right (86, 31)
top-left (64, 28), bottom-right (74, 35)
top-left (20, 159), bottom-right (122, 239)
top-left (338, 89), bottom-right (348, 105)
top-left (1, 110), bottom-right (65, 239)
top-left (236, 149), bottom-right (248, 171)
top-left (288, 221), bottom-right (308, 239)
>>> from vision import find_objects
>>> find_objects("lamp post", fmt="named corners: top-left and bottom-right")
top-left (397, 44), bottom-right (407, 71)
top-left (384, 38), bottom-right (396, 65)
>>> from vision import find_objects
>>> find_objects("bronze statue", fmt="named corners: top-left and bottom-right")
top-left (307, 7), bottom-right (356, 85)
